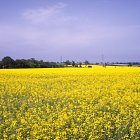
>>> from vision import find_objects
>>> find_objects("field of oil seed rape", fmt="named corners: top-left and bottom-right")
top-left (0, 66), bottom-right (140, 139)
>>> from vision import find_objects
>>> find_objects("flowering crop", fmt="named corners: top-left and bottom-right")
top-left (0, 67), bottom-right (140, 139)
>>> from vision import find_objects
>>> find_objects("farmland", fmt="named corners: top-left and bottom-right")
top-left (0, 66), bottom-right (140, 139)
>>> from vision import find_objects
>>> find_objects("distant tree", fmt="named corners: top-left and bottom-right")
top-left (65, 60), bottom-right (71, 65)
top-left (15, 59), bottom-right (30, 68)
top-left (1, 56), bottom-right (65, 69)
top-left (0, 61), bottom-right (2, 68)
top-left (29, 58), bottom-right (40, 68)
top-left (2, 56), bottom-right (15, 68)
top-left (128, 63), bottom-right (132, 67)
top-left (84, 60), bottom-right (90, 65)
top-left (57, 62), bottom-right (64, 68)
top-left (72, 61), bottom-right (76, 67)
top-left (27, 59), bottom-right (37, 68)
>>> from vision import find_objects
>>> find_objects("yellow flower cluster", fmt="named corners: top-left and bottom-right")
top-left (0, 66), bottom-right (140, 139)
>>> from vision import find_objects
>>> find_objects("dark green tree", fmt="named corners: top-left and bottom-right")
top-left (1, 56), bottom-right (65, 69)
top-left (2, 56), bottom-right (15, 68)
top-left (84, 60), bottom-right (90, 65)
top-left (72, 61), bottom-right (76, 67)
top-left (0, 61), bottom-right (2, 68)
top-left (15, 59), bottom-right (30, 68)
top-left (65, 60), bottom-right (71, 66)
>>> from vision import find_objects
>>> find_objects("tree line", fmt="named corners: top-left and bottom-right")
top-left (0, 56), bottom-right (90, 69)
top-left (0, 56), bottom-right (64, 69)
top-left (1, 56), bottom-right (138, 69)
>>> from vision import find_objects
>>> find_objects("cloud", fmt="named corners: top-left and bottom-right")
top-left (22, 2), bottom-right (68, 24)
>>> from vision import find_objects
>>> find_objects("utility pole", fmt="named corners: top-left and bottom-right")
top-left (101, 54), bottom-right (104, 66)
top-left (60, 56), bottom-right (62, 63)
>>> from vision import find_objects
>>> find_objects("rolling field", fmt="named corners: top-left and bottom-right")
top-left (0, 67), bottom-right (140, 139)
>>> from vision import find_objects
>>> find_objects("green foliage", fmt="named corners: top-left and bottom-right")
top-left (2, 56), bottom-right (15, 68)
top-left (65, 60), bottom-right (71, 65)
top-left (84, 60), bottom-right (90, 65)
top-left (0, 56), bottom-right (64, 69)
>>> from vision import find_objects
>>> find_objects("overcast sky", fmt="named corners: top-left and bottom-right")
top-left (0, 0), bottom-right (140, 62)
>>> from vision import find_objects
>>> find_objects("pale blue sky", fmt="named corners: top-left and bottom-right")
top-left (0, 0), bottom-right (140, 62)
